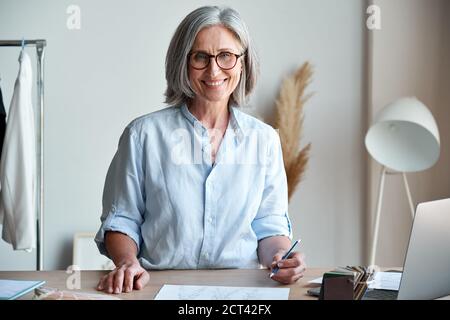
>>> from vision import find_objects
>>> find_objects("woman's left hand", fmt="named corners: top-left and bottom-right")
top-left (269, 250), bottom-right (306, 284)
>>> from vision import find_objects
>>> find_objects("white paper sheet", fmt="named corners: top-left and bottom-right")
top-left (0, 279), bottom-right (45, 300)
top-left (154, 284), bottom-right (290, 300)
top-left (368, 272), bottom-right (402, 291)
top-left (308, 277), bottom-right (323, 284)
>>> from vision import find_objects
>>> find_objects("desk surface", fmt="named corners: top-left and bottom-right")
top-left (0, 268), bottom-right (328, 300)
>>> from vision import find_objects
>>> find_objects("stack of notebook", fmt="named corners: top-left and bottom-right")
top-left (320, 266), bottom-right (375, 300)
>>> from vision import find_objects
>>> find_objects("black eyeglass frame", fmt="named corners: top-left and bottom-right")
top-left (188, 51), bottom-right (245, 70)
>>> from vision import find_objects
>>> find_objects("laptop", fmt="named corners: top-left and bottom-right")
top-left (364, 198), bottom-right (450, 300)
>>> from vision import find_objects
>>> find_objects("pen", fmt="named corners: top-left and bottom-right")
top-left (269, 239), bottom-right (301, 278)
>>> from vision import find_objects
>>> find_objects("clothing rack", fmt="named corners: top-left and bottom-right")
top-left (0, 39), bottom-right (46, 270)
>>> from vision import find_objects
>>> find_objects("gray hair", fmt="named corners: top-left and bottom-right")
top-left (164, 6), bottom-right (259, 107)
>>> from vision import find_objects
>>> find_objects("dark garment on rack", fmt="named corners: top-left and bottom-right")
top-left (0, 85), bottom-right (6, 158)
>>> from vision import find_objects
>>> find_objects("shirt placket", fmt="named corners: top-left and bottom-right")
top-left (193, 118), bottom-right (214, 267)
top-left (198, 168), bottom-right (216, 268)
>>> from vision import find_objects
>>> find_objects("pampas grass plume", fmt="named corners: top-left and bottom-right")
top-left (274, 62), bottom-right (313, 201)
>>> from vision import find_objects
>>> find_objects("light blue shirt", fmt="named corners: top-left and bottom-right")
top-left (95, 104), bottom-right (292, 269)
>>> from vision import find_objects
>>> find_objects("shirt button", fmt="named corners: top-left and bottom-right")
top-left (203, 252), bottom-right (209, 259)
top-left (208, 217), bottom-right (213, 223)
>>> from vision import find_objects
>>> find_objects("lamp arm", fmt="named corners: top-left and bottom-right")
top-left (369, 166), bottom-right (387, 267)
top-left (402, 173), bottom-right (415, 219)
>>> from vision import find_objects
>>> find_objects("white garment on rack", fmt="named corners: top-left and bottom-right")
top-left (0, 51), bottom-right (36, 251)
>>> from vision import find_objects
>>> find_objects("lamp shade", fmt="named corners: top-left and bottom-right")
top-left (365, 97), bottom-right (440, 172)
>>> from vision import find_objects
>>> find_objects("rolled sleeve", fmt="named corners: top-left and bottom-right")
top-left (95, 126), bottom-right (145, 258)
top-left (252, 129), bottom-right (292, 240)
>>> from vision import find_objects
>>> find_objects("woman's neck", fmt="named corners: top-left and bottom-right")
top-left (188, 100), bottom-right (229, 129)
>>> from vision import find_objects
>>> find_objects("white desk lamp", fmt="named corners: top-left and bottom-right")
top-left (365, 97), bottom-right (440, 267)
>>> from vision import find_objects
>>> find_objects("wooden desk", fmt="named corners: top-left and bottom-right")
top-left (0, 268), bottom-right (327, 300)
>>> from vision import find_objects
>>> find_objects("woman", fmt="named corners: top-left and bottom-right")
top-left (95, 5), bottom-right (306, 294)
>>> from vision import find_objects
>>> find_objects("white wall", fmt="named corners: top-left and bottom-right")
top-left (368, 0), bottom-right (450, 266)
top-left (0, 0), bottom-right (365, 270)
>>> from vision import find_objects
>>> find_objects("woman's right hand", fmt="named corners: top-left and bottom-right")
top-left (96, 258), bottom-right (150, 294)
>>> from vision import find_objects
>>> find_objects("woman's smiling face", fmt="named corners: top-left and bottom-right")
top-left (188, 25), bottom-right (244, 106)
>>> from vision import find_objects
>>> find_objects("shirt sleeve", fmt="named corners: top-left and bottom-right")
top-left (95, 126), bottom-right (146, 258)
top-left (251, 128), bottom-right (292, 241)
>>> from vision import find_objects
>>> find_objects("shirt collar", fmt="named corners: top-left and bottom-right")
top-left (180, 104), bottom-right (245, 144)
top-left (228, 106), bottom-right (245, 144)
top-left (180, 104), bottom-right (199, 127)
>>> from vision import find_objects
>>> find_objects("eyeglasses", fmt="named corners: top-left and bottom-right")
top-left (188, 51), bottom-right (244, 70)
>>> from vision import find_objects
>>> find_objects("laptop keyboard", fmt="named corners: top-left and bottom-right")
top-left (363, 289), bottom-right (398, 300)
